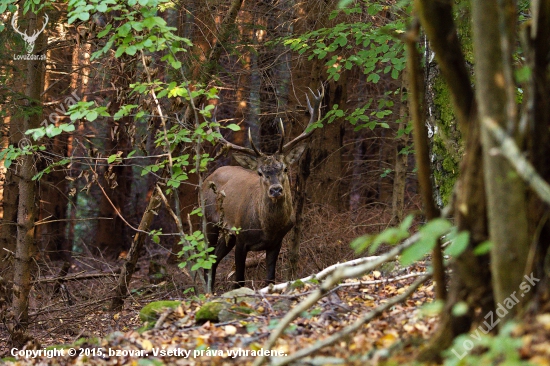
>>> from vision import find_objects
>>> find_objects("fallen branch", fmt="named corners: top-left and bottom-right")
top-left (259, 256), bottom-right (381, 294)
top-left (252, 232), bottom-right (421, 366)
top-left (272, 274), bottom-right (431, 366)
top-left (336, 271), bottom-right (427, 288)
top-left (32, 271), bottom-right (118, 284)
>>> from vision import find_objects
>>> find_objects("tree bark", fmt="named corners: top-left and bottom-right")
top-left (391, 71), bottom-right (411, 224)
top-left (111, 188), bottom-right (163, 311)
top-left (473, 0), bottom-right (529, 321)
top-left (10, 9), bottom-right (46, 346)
top-left (414, 0), bottom-right (491, 360)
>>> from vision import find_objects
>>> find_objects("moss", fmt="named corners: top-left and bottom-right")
top-left (195, 301), bottom-right (228, 323)
top-left (431, 75), bottom-right (461, 206)
top-left (139, 300), bottom-right (181, 323)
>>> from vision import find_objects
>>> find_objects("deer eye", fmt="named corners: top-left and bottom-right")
top-left (258, 171), bottom-right (263, 177)
top-left (284, 167), bottom-right (288, 173)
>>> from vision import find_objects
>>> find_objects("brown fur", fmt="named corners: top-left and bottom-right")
top-left (203, 150), bottom-right (303, 290)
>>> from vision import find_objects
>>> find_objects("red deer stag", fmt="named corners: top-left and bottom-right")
top-left (203, 88), bottom-right (323, 291)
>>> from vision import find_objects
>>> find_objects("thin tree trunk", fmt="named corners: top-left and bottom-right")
top-left (111, 188), bottom-right (163, 311)
top-left (391, 72), bottom-right (411, 224)
top-left (414, 0), bottom-right (491, 360)
top-left (11, 9), bottom-right (46, 346)
top-left (473, 0), bottom-right (529, 321)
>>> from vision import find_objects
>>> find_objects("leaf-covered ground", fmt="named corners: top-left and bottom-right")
top-left (4, 260), bottom-right (550, 365)
top-left (4, 263), bottom-right (438, 365)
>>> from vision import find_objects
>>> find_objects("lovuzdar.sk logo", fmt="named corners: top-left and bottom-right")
top-left (12, 12), bottom-right (48, 60)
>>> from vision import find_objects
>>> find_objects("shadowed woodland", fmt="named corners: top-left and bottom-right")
top-left (1, 0), bottom-right (550, 364)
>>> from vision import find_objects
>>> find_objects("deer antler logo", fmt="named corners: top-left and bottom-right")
top-left (12, 13), bottom-right (49, 54)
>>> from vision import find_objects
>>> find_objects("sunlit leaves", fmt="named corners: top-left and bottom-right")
top-left (401, 218), bottom-right (452, 265)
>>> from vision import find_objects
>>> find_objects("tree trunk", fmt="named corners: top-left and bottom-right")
top-left (11, 9), bottom-right (46, 346)
top-left (111, 188), bottom-right (163, 311)
top-left (391, 72), bottom-right (411, 224)
top-left (94, 56), bottom-right (136, 258)
top-left (473, 0), bottom-right (529, 320)
top-left (414, 0), bottom-right (492, 360)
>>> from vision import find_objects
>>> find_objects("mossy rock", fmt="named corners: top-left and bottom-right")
top-left (195, 301), bottom-right (229, 323)
top-left (139, 300), bottom-right (181, 323)
top-left (218, 305), bottom-right (256, 322)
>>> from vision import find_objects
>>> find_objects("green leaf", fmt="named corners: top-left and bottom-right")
top-left (400, 218), bottom-right (452, 265)
top-left (473, 240), bottom-right (492, 255)
top-left (399, 214), bottom-right (414, 232)
top-left (86, 110), bottom-right (98, 121)
top-left (78, 12), bottom-right (90, 21)
top-left (125, 45), bottom-right (137, 55)
top-left (107, 154), bottom-right (118, 164)
top-left (451, 301), bottom-right (469, 316)
top-left (225, 124), bottom-right (241, 132)
top-left (445, 231), bottom-right (470, 257)
top-left (96, 3), bottom-right (108, 12)
top-left (400, 238), bottom-right (434, 266)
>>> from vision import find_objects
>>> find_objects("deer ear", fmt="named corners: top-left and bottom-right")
top-left (284, 144), bottom-right (307, 165)
top-left (233, 153), bottom-right (258, 170)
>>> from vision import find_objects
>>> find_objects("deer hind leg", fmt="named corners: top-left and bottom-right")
top-left (210, 234), bottom-right (236, 292)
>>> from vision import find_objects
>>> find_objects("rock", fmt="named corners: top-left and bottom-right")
top-left (139, 300), bottom-right (181, 323)
top-left (195, 301), bottom-right (229, 323)
top-left (218, 305), bottom-right (256, 322)
top-left (220, 287), bottom-right (256, 303)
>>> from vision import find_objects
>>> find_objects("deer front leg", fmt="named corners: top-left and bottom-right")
top-left (265, 242), bottom-right (283, 285)
top-left (234, 241), bottom-right (248, 288)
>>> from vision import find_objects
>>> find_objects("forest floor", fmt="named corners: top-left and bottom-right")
top-left (2, 206), bottom-right (550, 365)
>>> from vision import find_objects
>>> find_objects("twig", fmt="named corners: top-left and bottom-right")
top-left (33, 271), bottom-right (118, 284)
top-left (482, 115), bottom-right (550, 205)
top-left (252, 232), bottom-right (421, 366)
top-left (271, 274), bottom-right (431, 366)
top-left (154, 308), bottom-right (173, 329)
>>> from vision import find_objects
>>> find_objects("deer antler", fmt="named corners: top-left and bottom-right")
top-left (282, 84), bottom-right (325, 153)
top-left (213, 112), bottom-right (262, 157)
top-left (277, 118), bottom-right (285, 154)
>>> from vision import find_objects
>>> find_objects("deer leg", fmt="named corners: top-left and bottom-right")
top-left (265, 242), bottom-right (283, 285)
top-left (210, 235), bottom-right (235, 292)
top-left (234, 241), bottom-right (248, 288)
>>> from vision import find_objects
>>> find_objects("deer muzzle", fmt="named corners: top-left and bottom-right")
top-left (268, 184), bottom-right (284, 200)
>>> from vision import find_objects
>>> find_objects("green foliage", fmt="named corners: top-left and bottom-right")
top-left (0, 0), bottom-right (47, 18)
top-left (443, 322), bottom-right (531, 366)
top-left (33, 158), bottom-right (70, 181)
top-left (177, 229), bottom-right (216, 272)
top-left (26, 124), bottom-right (75, 141)
top-left (271, 1), bottom-right (409, 135)
top-left (67, 0), bottom-right (190, 66)
top-left (351, 214), bottom-right (414, 254)
top-left (352, 214), bottom-right (471, 266)
top-left (66, 101), bottom-right (109, 122)
top-left (279, 2), bottom-right (407, 82)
